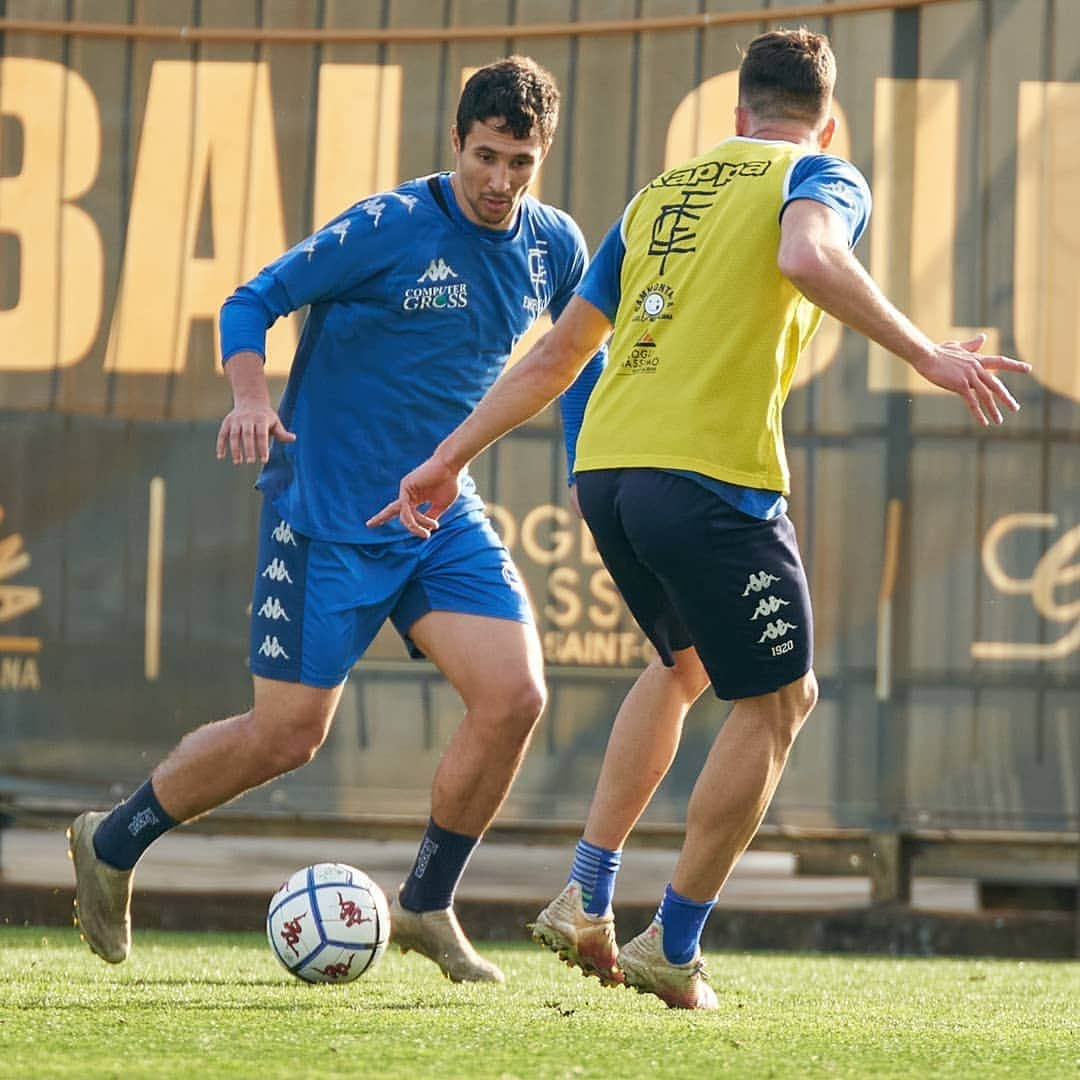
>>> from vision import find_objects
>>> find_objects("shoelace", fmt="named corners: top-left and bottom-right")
top-left (689, 958), bottom-right (711, 983)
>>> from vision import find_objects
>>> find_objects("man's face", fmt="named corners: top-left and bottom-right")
top-left (450, 118), bottom-right (547, 230)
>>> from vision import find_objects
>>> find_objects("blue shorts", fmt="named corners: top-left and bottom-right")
top-left (577, 468), bottom-right (813, 700)
top-left (248, 501), bottom-right (533, 688)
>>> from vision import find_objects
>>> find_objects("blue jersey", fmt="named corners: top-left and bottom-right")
top-left (221, 173), bottom-right (604, 543)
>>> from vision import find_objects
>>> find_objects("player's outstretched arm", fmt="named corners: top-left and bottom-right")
top-left (778, 199), bottom-right (1031, 426)
top-left (368, 295), bottom-right (612, 538)
top-left (215, 350), bottom-right (296, 464)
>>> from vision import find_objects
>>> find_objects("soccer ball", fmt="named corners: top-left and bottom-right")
top-left (266, 862), bottom-right (390, 984)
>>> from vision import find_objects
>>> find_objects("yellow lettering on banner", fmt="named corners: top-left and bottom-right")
top-left (314, 64), bottom-right (402, 230)
top-left (521, 505), bottom-right (574, 565)
top-left (869, 79), bottom-right (1000, 391)
top-left (106, 61), bottom-right (296, 376)
top-left (587, 569), bottom-right (621, 630)
top-left (485, 503), bottom-right (517, 549)
top-left (972, 514), bottom-right (1080, 660)
top-left (665, 71), bottom-right (851, 388)
top-left (0, 58), bottom-right (102, 371)
top-left (545, 566), bottom-right (582, 627)
top-left (1015, 82), bottom-right (1080, 403)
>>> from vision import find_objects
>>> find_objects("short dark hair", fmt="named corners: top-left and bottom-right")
top-left (738, 28), bottom-right (836, 125)
top-left (455, 55), bottom-right (560, 149)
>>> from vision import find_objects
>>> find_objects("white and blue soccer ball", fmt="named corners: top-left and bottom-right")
top-left (266, 862), bottom-right (390, 984)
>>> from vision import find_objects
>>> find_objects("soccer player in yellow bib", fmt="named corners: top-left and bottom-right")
top-left (370, 28), bottom-right (1030, 1009)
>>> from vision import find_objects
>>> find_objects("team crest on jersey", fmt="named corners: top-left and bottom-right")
top-left (631, 282), bottom-right (675, 322)
top-left (527, 242), bottom-right (548, 290)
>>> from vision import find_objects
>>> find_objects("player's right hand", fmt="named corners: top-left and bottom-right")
top-left (367, 455), bottom-right (462, 539)
top-left (216, 402), bottom-right (296, 464)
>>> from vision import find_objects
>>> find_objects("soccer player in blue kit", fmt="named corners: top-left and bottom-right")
top-left (372, 29), bottom-right (1031, 1008)
top-left (67, 56), bottom-right (604, 984)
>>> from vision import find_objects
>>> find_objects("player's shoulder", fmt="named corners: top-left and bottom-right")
top-left (789, 151), bottom-right (869, 192)
top-left (522, 195), bottom-right (588, 251)
top-left (335, 176), bottom-right (441, 237)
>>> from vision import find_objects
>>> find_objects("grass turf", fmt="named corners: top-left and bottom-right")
top-left (0, 926), bottom-right (1076, 1078)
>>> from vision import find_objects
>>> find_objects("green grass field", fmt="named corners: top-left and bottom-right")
top-left (0, 926), bottom-right (1076, 1078)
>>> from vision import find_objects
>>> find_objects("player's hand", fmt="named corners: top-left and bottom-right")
top-left (569, 482), bottom-right (583, 519)
top-left (911, 334), bottom-right (1032, 426)
top-left (366, 456), bottom-right (462, 539)
top-left (216, 401), bottom-right (296, 464)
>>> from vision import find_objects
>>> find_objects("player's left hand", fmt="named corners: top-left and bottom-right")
top-left (366, 456), bottom-right (461, 539)
top-left (911, 333), bottom-right (1032, 426)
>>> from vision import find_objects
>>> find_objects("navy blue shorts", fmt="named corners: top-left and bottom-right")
top-left (248, 500), bottom-right (533, 688)
top-left (576, 468), bottom-right (813, 700)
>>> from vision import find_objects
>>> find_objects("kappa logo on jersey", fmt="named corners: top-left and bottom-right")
top-left (742, 571), bottom-right (780, 596)
top-left (301, 220), bottom-right (351, 261)
top-left (417, 258), bottom-right (459, 283)
top-left (757, 619), bottom-right (797, 643)
top-left (258, 634), bottom-right (290, 660)
top-left (360, 197), bottom-right (387, 227)
top-left (750, 595), bottom-right (790, 620)
top-left (403, 260), bottom-right (469, 312)
top-left (271, 520), bottom-right (297, 546)
top-left (261, 557), bottom-right (294, 584)
top-left (650, 158), bottom-right (772, 190)
top-left (258, 596), bottom-right (290, 622)
top-left (819, 179), bottom-right (855, 206)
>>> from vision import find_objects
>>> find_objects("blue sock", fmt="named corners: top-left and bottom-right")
top-left (399, 818), bottom-right (479, 912)
top-left (656, 883), bottom-right (716, 964)
top-left (92, 779), bottom-right (177, 871)
top-left (569, 838), bottom-right (622, 916)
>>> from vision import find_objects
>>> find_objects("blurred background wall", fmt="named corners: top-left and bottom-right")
top-left (0, 0), bottom-right (1076, 834)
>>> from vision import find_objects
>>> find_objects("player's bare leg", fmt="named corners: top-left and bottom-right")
top-left (619, 671), bottom-right (818, 1008)
top-left (389, 611), bottom-right (546, 983)
top-left (532, 649), bottom-right (710, 982)
top-left (69, 677), bottom-right (343, 963)
top-left (152, 677), bottom-right (344, 822)
top-left (670, 670), bottom-right (817, 900)
top-left (583, 648), bottom-right (711, 850)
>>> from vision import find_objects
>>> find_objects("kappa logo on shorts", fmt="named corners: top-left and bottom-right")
top-left (258, 596), bottom-right (290, 621)
top-left (271, 520), bottom-right (297, 546)
top-left (261, 557), bottom-right (293, 584)
top-left (750, 595), bottom-right (790, 620)
top-left (757, 619), bottom-right (798, 643)
top-left (257, 634), bottom-right (290, 660)
top-left (741, 570), bottom-right (780, 596)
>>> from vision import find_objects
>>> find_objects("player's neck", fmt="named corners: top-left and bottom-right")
top-left (741, 123), bottom-right (817, 148)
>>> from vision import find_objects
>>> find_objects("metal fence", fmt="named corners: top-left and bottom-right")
top-left (0, 1), bottom-right (1077, 842)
